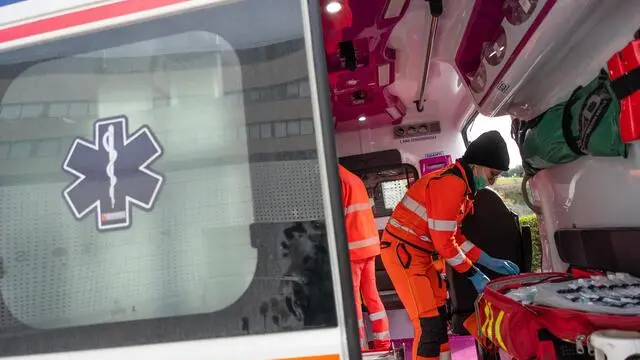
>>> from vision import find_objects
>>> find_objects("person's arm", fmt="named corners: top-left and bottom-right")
top-left (454, 231), bottom-right (482, 263)
top-left (428, 176), bottom-right (493, 291)
top-left (427, 177), bottom-right (475, 274)
top-left (339, 176), bottom-right (354, 243)
top-left (340, 176), bottom-right (348, 208)
top-left (455, 231), bottom-right (520, 275)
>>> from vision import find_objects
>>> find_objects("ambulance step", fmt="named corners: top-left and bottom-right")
top-left (362, 345), bottom-right (404, 360)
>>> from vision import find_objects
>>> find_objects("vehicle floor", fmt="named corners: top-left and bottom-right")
top-left (450, 335), bottom-right (478, 359)
top-left (387, 335), bottom-right (478, 360)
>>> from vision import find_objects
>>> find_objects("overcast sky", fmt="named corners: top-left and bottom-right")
top-left (467, 114), bottom-right (522, 168)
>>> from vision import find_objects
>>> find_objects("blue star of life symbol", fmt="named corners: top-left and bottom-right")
top-left (62, 115), bottom-right (164, 232)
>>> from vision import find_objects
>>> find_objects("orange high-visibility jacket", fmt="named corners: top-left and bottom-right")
top-left (384, 160), bottom-right (482, 273)
top-left (338, 165), bottom-right (380, 260)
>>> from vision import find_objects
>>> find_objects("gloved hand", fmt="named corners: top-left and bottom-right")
top-left (468, 268), bottom-right (490, 293)
top-left (477, 251), bottom-right (520, 275)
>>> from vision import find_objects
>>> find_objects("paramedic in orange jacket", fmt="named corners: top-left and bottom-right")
top-left (338, 164), bottom-right (392, 352)
top-left (380, 131), bottom-right (520, 360)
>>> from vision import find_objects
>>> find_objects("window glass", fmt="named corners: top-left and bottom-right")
top-left (465, 113), bottom-right (540, 271)
top-left (21, 103), bottom-right (44, 118)
top-left (260, 123), bottom-right (272, 138)
top-left (48, 103), bottom-right (68, 118)
top-left (287, 120), bottom-right (300, 136)
top-left (0, 1), bottom-right (337, 356)
top-left (347, 164), bottom-right (418, 218)
top-left (8, 141), bottom-right (30, 159)
top-left (287, 82), bottom-right (300, 97)
top-left (0, 104), bottom-right (20, 120)
top-left (380, 179), bottom-right (408, 210)
top-left (34, 139), bottom-right (60, 157)
top-left (465, 114), bottom-right (531, 216)
top-left (300, 118), bottom-right (314, 135)
top-left (274, 122), bottom-right (287, 138)
top-left (0, 142), bottom-right (9, 158)
top-left (299, 80), bottom-right (311, 97)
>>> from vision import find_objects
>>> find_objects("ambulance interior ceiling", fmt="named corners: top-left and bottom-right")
top-left (323, 0), bottom-right (640, 134)
top-left (324, 0), bottom-right (640, 272)
top-left (323, 0), bottom-right (476, 133)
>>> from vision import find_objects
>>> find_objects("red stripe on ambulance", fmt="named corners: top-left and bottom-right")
top-left (0, 0), bottom-right (191, 43)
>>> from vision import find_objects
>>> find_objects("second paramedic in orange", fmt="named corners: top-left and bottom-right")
top-left (338, 164), bottom-right (391, 352)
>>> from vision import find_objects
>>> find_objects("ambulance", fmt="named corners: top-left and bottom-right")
top-left (0, 0), bottom-right (638, 359)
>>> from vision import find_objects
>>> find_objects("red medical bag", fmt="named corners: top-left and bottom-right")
top-left (471, 273), bottom-right (640, 360)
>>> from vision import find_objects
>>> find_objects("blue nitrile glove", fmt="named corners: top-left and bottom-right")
top-left (467, 267), bottom-right (490, 293)
top-left (477, 251), bottom-right (520, 275)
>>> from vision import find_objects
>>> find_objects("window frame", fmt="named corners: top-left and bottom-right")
top-left (304, 0), bottom-right (360, 357)
top-left (460, 109), bottom-right (479, 147)
top-left (0, 0), bottom-right (358, 357)
top-left (355, 163), bottom-right (419, 218)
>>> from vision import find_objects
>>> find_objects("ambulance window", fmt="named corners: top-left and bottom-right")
top-left (0, 142), bottom-right (9, 158)
top-left (465, 113), bottom-right (531, 216)
top-left (380, 179), bottom-right (408, 210)
top-left (0, 1), bottom-right (340, 356)
top-left (464, 113), bottom-right (541, 271)
top-left (355, 164), bottom-right (418, 218)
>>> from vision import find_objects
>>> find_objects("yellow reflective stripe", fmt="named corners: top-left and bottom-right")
top-left (428, 218), bottom-right (457, 231)
top-left (460, 240), bottom-right (475, 253)
top-left (348, 237), bottom-right (378, 250)
top-left (369, 310), bottom-right (387, 321)
top-left (481, 301), bottom-right (507, 351)
top-left (401, 195), bottom-right (428, 220)
top-left (445, 251), bottom-right (466, 267)
top-left (344, 202), bottom-right (371, 215)
top-left (494, 310), bottom-right (507, 351)
top-left (486, 304), bottom-right (494, 340)
top-left (481, 303), bottom-right (491, 337)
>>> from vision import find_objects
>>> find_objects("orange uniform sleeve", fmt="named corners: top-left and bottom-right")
top-left (340, 177), bottom-right (349, 207)
top-left (338, 166), bottom-right (380, 260)
top-left (338, 168), bottom-right (353, 242)
top-left (426, 176), bottom-right (473, 273)
top-left (454, 231), bottom-right (482, 263)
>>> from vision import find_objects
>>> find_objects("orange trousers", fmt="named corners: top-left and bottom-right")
top-left (351, 257), bottom-right (391, 351)
top-left (380, 233), bottom-right (451, 360)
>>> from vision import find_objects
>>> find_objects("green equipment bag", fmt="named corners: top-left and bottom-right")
top-left (511, 69), bottom-right (628, 177)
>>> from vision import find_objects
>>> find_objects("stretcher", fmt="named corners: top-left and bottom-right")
top-left (362, 345), bottom-right (404, 360)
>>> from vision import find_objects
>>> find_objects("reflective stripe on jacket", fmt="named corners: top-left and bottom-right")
top-left (385, 160), bottom-right (481, 273)
top-left (339, 165), bottom-right (380, 260)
